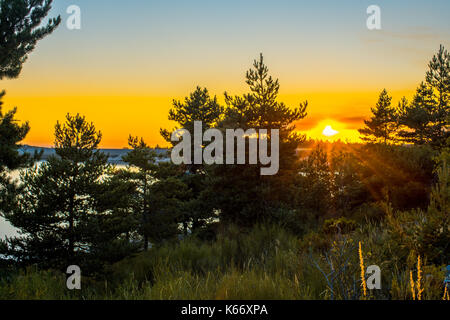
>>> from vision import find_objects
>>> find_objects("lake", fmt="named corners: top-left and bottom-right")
top-left (0, 162), bottom-right (137, 239)
top-left (1, 167), bottom-right (21, 239)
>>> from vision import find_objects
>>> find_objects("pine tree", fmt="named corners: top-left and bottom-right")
top-left (121, 136), bottom-right (158, 251)
top-left (122, 136), bottom-right (190, 250)
top-left (161, 86), bottom-right (223, 173)
top-left (398, 45), bottom-right (450, 148)
top-left (160, 87), bottom-right (223, 233)
top-left (145, 174), bottom-right (190, 244)
top-left (397, 83), bottom-right (434, 145)
top-left (297, 144), bottom-right (333, 216)
top-left (0, 91), bottom-right (33, 170)
top-left (210, 54), bottom-right (308, 227)
top-left (358, 89), bottom-right (397, 144)
top-left (1, 0), bottom-right (60, 214)
top-left (0, 0), bottom-right (61, 79)
top-left (425, 45), bottom-right (450, 148)
top-left (0, 114), bottom-right (122, 271)
top-left (441, 113), bottom-right (450, 164)
top-left (0, 91), bottom-right (39, 215)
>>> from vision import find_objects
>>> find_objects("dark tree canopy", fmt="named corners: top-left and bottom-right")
top-left (0, 0), bottom-right (60, 213)
top-left (0, 0), bottom-right (61, 79)
top-left (398, 45), bottom-right (450, 148)
top-left (0, 114), bottom-right (134, 272)
top-left (397, 83), bottom-right (434, 145)
top-left (424, 45), bottom-right (450, 148)
top-left (358, 89), bottom-right (396, 144)
top-left (0, 91), bottom-right (31, 170)
top-left (208, 54), bottom-right (308, 227)
top-left (54, 113), bottom-right (102, 162)
top-left (0, 46), bottom-right (448, 289)
top-left (161, 86), bottom-right (224, 174)
top-left (121, 136), bottom-right (190, 249)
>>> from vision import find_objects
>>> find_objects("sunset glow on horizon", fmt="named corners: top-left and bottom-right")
top-left (1, 0), bottom-right (449, 148)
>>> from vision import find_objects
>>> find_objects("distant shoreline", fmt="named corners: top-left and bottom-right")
top-left (19, 145), bottom-right (169, 164)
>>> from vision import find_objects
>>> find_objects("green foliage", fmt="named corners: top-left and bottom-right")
top-left (0, 92), bottom-right (38, 214)
top-left (356, 144), bottom-right (436, 211)
top-left (293, 143), bottom-right (435, 225)
top-left (160, 87), bottom-right (221, 232)
top-left (296, 145), bottom-right (332, 216)
top-left (323, 217), bottom-right (357, 235)
top-left (161, 87), bottom-right (223, 137)
top-left (208, 54), bottom-right (307, 227)
top-left (0, 0), bottom-right (59, 215)
top-left (359, 89), bottom-right (397, 144)
top-left (160, 86), bottom-right (223, 173)
top-left (0, 92), bottom-right (33, 170)
top-left (121, 136), bottom-right (191, 249)
top-left (0, 0), bottom-right (61, 79)
top-left (0, 221), bottom-right (447, 300)
top-left (1, 51), bottom-right (448, 300)
top-left (397, 84), bottom-right (435, 145)
top-left (398, 45), bottom-right (450, 149)
top-left (0, 267), bottom-right (69, 300)
top-left (386, 163), bottom-right (450, 265)
top-left (1, 114), bottom-right (135, 273)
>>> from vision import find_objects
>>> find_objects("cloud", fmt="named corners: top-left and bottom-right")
top-left (336, 116), bottom-right (367, 129)
top-left (294, 118), bottom-right (321, 131)
top-left (294, 115), bottom-right (367, 131)
top-left (360, 27), bottom-right (450, 61)
top-left (361, 25), bottom-right (448, 43)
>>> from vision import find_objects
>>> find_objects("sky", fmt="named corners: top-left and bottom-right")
top-left (1, 0), bottom-right (450, 148)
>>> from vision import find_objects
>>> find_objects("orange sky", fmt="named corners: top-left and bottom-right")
top-left (3, 89), bottom-right (416, 148)
top-left (1, 1), bottom-right (449, 148)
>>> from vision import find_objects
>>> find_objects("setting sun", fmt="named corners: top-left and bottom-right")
top-left (304, 119), bottom-right (361, 142)
top-left (322, 125), bottom-right (339, 137)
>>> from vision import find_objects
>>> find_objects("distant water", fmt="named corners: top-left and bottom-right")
top-left (0, 216), bottom-right (18, 239)
top-left (1, 167), bottom-right (22, 239)
top-left (0, 162), bottom-right (136, 239)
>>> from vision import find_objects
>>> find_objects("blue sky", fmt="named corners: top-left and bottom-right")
top-left (14, 0), bottom-right (450, 95)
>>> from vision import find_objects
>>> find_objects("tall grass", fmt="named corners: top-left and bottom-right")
top-left (0, 224), bottom-right (447, 300)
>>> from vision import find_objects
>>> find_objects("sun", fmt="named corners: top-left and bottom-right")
top-left (322, 125), bottom-right (339, 137)
top-left (304, 119), bottom-right (360, 142)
